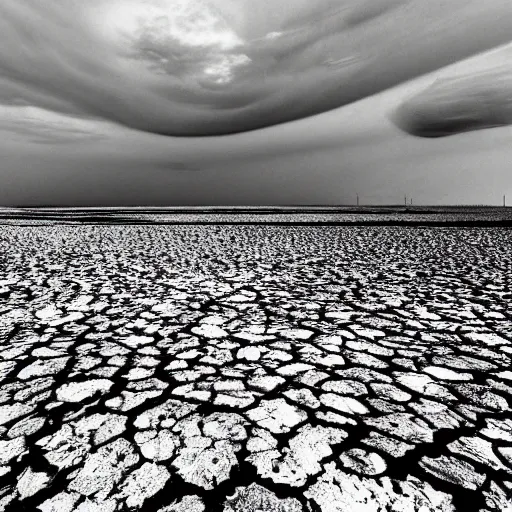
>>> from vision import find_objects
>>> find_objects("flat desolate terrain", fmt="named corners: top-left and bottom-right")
top-left (2, 206), bottom-right (512, 226)
top-left (0, 221), bottom-right (511, 511)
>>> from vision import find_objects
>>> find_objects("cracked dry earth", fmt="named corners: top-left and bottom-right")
top-left (0, 225), bottom-right (512, 512)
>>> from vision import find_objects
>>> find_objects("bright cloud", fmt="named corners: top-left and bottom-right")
top-left (96, 0), bottom-right (251, 84)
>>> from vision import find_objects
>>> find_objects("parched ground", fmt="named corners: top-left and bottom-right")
top-left (0, 225), bottom-right (511, 512)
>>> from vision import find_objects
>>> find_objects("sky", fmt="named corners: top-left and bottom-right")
top-left (0, 0), bottom-right (511, 206)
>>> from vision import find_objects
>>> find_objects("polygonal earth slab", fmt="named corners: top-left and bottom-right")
top-left (56, 379), bottom-right (113, 403)
top-left (224, 483), bottom-right (303, 512)
top-left (38, 491), bottom-right (81, 512)
top-left (339, 448), bottom-right (387, 476)
top-left (158, 495), bottom-right (206, 512)
top-left (364, 413), bottom-right (434, 444)
top-left (134, 430), bottom-right (177, 461)
top-left (115, 462), bottom-right (171, 509)
top-left (419, 455), bottom-right (486, 490)
top-left (305, 463), bottom-right (455, 512)
top-left (248, 425), bottom-right (347, 487)
top-left (17, 467), bottom-right (52, 500)
top-left (0, 436), bottom-right (25, 465)
top-left (68, 438), bottom-right (139, 498)
top-left (172, 439), bottom-right (239, 490)
top-left (245, 399), bottom-right (307, 434)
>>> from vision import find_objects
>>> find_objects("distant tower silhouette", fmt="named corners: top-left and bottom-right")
top-left (504, 195), bottom-right (506, 207)
top-left (357, 194), bottom-right (359, 207)
top-left (404, 195), bottom-right (407, 206)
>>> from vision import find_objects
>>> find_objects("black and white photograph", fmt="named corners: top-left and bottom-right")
top-left (0, 1), bottom-right (512, 511)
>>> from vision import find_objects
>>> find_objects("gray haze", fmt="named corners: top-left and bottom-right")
top-left (0, 0), bottom-right (511, 205)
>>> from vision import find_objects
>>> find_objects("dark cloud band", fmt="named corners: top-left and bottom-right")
top-left (393, 67), bottom-right (512, 138)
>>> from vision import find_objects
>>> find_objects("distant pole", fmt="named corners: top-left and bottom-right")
top-left (404, 195), bottom-right (407, 206)
top-left (504, 195), bottom-right (506, 207)
top-left (357, 194), bottom-right (359, 207)
top-left (410, 198), bottom-right (413, 206)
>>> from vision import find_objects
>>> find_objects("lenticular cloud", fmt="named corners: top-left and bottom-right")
top-left (394, 69), bottom-right (512, 138)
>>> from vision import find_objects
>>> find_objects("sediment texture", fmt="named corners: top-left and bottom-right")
top-left (0, 225), bottom-right (511, 511)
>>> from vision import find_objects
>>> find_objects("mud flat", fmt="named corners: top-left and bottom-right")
top-left (0, 224), bottom-right (511, 511)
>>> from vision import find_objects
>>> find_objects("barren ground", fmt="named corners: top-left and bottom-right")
top-left (0, 225), bottom-right (511, 511)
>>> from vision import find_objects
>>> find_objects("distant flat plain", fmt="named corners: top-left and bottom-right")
top-left (0, 206), bottom-right (511, 226)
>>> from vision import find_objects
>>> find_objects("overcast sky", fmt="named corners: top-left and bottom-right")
top-left (0, 0), bottom-right (511, 206)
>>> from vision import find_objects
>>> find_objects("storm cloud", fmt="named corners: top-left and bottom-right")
top-left (1, 0), bottom-right (511, 136)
